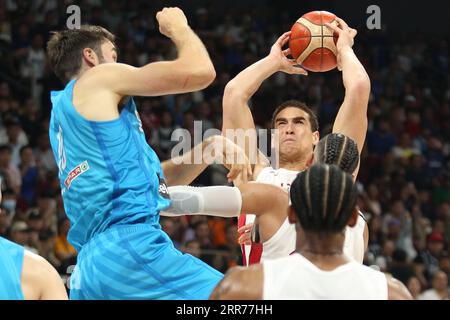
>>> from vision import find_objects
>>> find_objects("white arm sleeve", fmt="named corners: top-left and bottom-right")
top-left (161, 186), bottom-right (242, 218)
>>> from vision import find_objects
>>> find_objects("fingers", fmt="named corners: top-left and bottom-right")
top-left (238, 234), bottom-right (252, 245)
top-left (227, 166), bottom-right (239, 181)
top-left (282, 48), bottom-right (291, 57)
top-left (274, 31), bottom-right (291, 48)
top-left (291, 66), bottom-right (308, 75)
top-left (237, 223), bottom-right (253, 234)
top-left (335, 17), bottom-right (349, 30)
top-left (324, 22), bottom-right (341, 34)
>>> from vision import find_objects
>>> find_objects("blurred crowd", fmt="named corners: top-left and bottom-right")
top-left (0, 0), bottom-right (449, 299)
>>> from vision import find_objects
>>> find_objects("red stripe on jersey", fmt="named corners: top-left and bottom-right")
top-left (238, 214), bottom-right (247, 266)
top-left (249, 242), bottom-right (263, 265)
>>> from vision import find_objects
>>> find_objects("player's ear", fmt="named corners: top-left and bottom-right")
top-left (347, 206), bottom-right (359, 227)
top-left (312, 131), bottom-right (320, 146)
top-left (288, 206), bottom-right (297, 224)
top-left (82, 48), bottom-right (98, 66)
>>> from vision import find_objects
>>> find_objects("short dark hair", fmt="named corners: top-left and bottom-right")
top-left (290, 164), bottom-right (357, 234)
top-left (0, 144), bottom-right (12, 154)
top-left (271, 100), bottom-right (319, 132)
top-left (315, 133), bottom-right (359, 174)
top-left (47, 25), bottom-right (116, 82)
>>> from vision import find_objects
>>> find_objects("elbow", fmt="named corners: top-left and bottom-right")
top-left (200, 66), bottom-right (216, 88)
top-left (355, 72), bottom-right (371, 95)
top-left (175, 60), bottom-right (216, 91)
top-left (189, 65), bottom-right (216, 90)
top-left (223, 81), bottom-right (247, 108)
top-left (348, 73), bottom-right (371, 100)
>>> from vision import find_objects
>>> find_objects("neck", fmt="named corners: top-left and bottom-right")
top-left (297, 231), bottom-right (345, 257)
top-left (279, 154), bottom-right (311, 171)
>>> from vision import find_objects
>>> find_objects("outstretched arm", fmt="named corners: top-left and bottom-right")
top-left (222, 32), bottom-right (307, 177)
top-left (327, 18), bottom-right (370, 178)
top-left (162, 135), bottom-right (252, 186)
top-left (162, 183), bottom-right (288, 220)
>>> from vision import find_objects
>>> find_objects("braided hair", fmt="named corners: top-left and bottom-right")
top-left (315, 133), bottom-right (359, 174)
top-left (290, 164), bottom-right (357, 233)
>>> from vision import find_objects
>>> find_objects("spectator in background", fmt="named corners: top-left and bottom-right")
top-left (19, 145), bottom-right (38, 205)
top-left (420, 232), bottom-right (446, 282)
top-left (5, 118), bottom-right (28, 166)
top-left (151, 111), bottom-right (179, 160)
top-left (0, 145), bottom-right (21, 195)
top-left (407, 276), bottom-right (423, 300)
top-left (419, 271), bottom-right (449, 300)
top-left (54, 218), bottom-right (76, 270)
top-left (34, 132), bottom-right (57, 172)
top-left (9, 221), bottom-right (38, 254)
top-left (389, 248), bottom-right (415, 285)
top-left (194, 219), bottom-right (215, 267)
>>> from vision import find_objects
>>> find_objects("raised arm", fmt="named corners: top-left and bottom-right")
top-left (327, 18), bottom-right (370, 177)
top-left (84, 7), bottom-right (216, 98)
top-left (222, 32), bottom-right (307, 176)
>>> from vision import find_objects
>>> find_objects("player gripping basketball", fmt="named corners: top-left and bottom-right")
top-left (222, 13), bottom-right (369, 265)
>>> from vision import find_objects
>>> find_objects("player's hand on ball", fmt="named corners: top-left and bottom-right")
top-left (325, 17), bottom-right (357, 70)
top-left (325, 17), bottom-right (357, 51)
top-left (156, 7), bottom-right (189, 38)
top-left (270, 32), bottom-right (308, 75)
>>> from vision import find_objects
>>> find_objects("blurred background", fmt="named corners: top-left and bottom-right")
top-left (0, 0), bottom-right (448, 299)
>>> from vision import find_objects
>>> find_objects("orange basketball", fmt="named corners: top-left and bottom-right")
top-left (289, 11), bottom-right (338, 72)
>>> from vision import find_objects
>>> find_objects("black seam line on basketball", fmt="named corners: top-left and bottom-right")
top-left (320, 12), bottom-right (323, 70)
top-left (290, 36), bottom-right (335, 41)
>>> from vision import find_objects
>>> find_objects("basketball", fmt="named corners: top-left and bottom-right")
top-left (289, 11), bottom-right (338, 72)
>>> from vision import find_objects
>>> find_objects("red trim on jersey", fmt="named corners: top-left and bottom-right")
top-left (238, 214), bottom-right (247, 266)
top-left (249, 242), bottom-right (263, 265)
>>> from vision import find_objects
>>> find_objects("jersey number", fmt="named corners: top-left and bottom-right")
top-left (57, 125), bottom-right (67, 174)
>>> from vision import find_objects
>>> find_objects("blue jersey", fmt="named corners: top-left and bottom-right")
top-left (0, 237), bottom-right (24, 300)
top-left (49, 80), bottom-right (171, 252)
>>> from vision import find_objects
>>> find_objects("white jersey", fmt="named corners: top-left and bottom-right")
top-left (242, 167), bottom-right (298, 265)
top-left (344, 213), bottom-right (367, 263)
top-left (242, 166), bottom-right (366, 265)
top-left (263, 253), bottom-right (388, 300)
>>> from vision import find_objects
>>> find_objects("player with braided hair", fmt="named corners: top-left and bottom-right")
top-left (163, 133), bottom-right (368, 263)
top-left (208, 164), bottom-right (412, 300)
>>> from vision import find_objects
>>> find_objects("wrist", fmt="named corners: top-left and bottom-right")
top-left (337, 46), bottom-right (354, 55)
top-left (264, 55), bottom-right (282, 72)
top-left (170, 25), bottom-right (192, 43)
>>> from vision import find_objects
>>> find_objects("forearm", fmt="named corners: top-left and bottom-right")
top-left (162, 138), bottom-right (212, 186)
top-left (163, 185), bottom-right (242, 217)
top-left (171, 25), bottom-right (215, 86)
top-left (340, 47), bottom-right (370, 94)
top-left (332, 47), bottom-right (370, 153)
top-left (225, 56), bottom-right (279, 103)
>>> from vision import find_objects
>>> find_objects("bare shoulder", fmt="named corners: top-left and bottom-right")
top-left (209, 265), bottom-right (264, 300)
top-left (22, 251), bottom-right (68, 300)
top-left (386, 275), bottom-right (413, 300)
